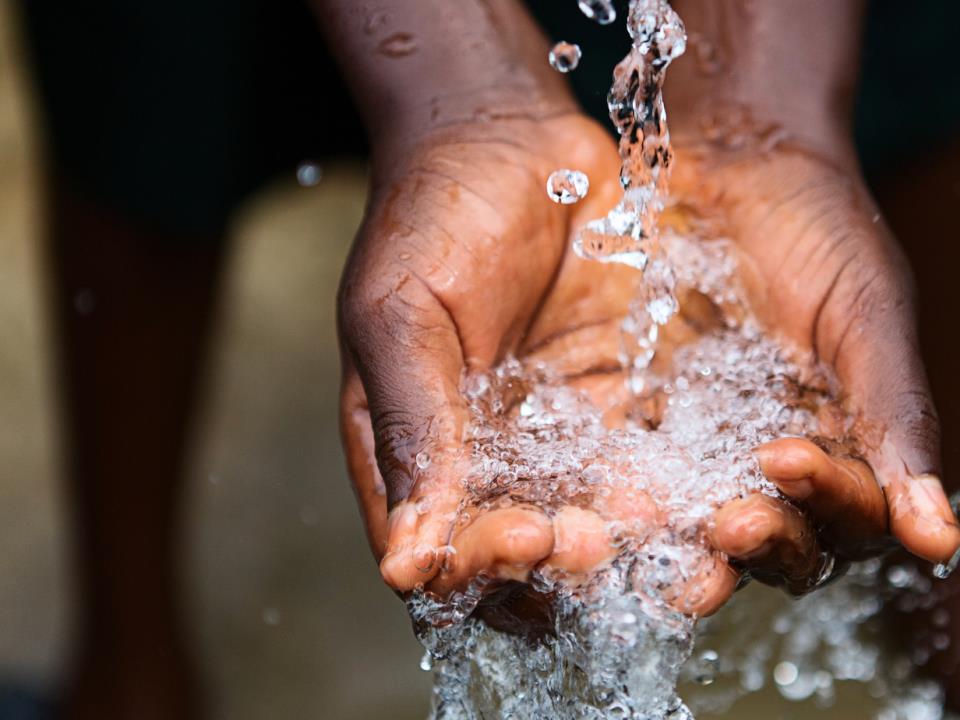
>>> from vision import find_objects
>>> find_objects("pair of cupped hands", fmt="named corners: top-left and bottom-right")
top-left (336, 91), bottom-right (960, 624)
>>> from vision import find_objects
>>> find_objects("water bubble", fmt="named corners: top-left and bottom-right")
top-left (548, 41), bottom-right (582, 73)
top-left (416, 451), bottom-right (432, 470)
top-left (773, 661), bottom-right (799, 687)
top-left (546, 169), bottom-right (589, 204)
top-left (296, 161), bottom-right (323, 187)
top-left (886, 564), bottom-right (913, 588)
top-left (420, 651), bottom-right (433, 671)
top-left (692, 649), bottom-right (720, 685)
top-left (262, 607), bottom-right (282, 627)
top-left (578, 0), bottom-right (617, 25)
top-left (377, 32), bottom-right (418, 57)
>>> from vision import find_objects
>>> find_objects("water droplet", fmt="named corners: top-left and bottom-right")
top-left (886, 564), bottom-right (913, 588)
top-left (262, 607), bottom-right (282, 626)
top-left (296, 161), bottom-right (323, 187)
top-left (548, 41), bottom-right (582, 73)
top-left (377, 32), bottom-right (417, 57)
top-left (773, 661), bottom-right (798, 687)
top-left (74, 289), bottom-right (96, 316)
top-left (364, 10), bottom-right (389, 35)
top-left (933, 546), bottom-right (960, 579)
top-left (578, 0), bottom-right (617, 25)
top-left (419, 651), bottom-right (433, 671)
top-left (546, 169), bottom-right (589, 204)
top-left (415, 496), bottom-right (432, 515)
top-left (416, 451), bottom-right (431, 469)
top-left (693, 649), bottom-right (719, 685)
top-left (932, 607), bottom-right (950, 627)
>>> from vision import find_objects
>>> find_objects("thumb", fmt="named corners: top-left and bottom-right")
top-left (338, 263), bottom-right (470, 591)
top-left (830, 266), bottom-right (960, 564)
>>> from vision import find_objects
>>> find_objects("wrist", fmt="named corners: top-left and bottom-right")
top-left (666, 0), bottom-right (864, 162)
top-left (312, 0), bottom-right (576, 157)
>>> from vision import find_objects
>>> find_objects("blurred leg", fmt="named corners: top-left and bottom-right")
top-left (46, 179), bottom-right (226, 720)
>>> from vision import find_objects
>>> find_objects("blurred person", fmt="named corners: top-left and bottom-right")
top-left (10, 0), bottom-right (960, 718)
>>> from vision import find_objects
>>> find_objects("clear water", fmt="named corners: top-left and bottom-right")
top-left (549, 41), bottom-right (583, 74)
top-left (406, 2), bottom-right (954, 718)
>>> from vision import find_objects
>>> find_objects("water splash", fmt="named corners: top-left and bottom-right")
top-left (575, 0), bottom-right (687, 389)
top-left (546, 169), bottom-right (590, 204)
top-left (933, 491), bottom-right (960, 579)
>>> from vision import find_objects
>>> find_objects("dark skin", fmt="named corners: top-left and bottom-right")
top-left (318, 0), bottom-right (960, 639)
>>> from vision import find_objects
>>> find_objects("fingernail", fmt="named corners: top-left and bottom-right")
top-left (412, 543), bottom-right (437, 573)
top-left (753, 446), bottom-right (774, 465)
top-left (911, 475), bottom-right (955, 522)
top-left (778, 476), bottom-right (814, 499)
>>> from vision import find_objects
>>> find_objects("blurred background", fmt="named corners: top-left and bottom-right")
top-left (0, 2), bottom-right (429, 717)
top-left (0, 1), bottom-right (958, 719)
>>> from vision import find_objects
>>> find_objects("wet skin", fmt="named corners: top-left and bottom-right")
top-left (337, 112), bottom-right (960, 623)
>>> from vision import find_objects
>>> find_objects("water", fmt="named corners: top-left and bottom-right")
top-left (549, 42), bottom-right (583, 73)
top-left (546, 169), bottom-right (590, 204)
top-left (578, 0), bottom-right (617, 26)
top-left (295, 161), bottom-right (323, 187)
top-left (405, 1), bottom-right (954, 717)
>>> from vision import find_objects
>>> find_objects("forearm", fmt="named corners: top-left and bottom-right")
top-left (308, 0), bottom-right (576, 155)
top-left (667, 0), bottom-right (866, 157)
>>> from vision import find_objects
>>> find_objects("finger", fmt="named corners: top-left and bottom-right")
top-left (823, 259), bottom-right (960, 562)
top-left (340, 366), bottom-right (389, 558)
top-left (675, 554), bottom-right (740, 617)
top-left (710, 494), bottom-right (824, 595)
top-left (541, 506), bottom-right (617, 577)
top-left (428, 506), bottom-right (555, 597)
top-left (755, 437), bottom-right (887, 554)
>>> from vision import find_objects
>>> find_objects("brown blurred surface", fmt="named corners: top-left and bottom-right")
top-left (0, 7), bottom-right (430, 718)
